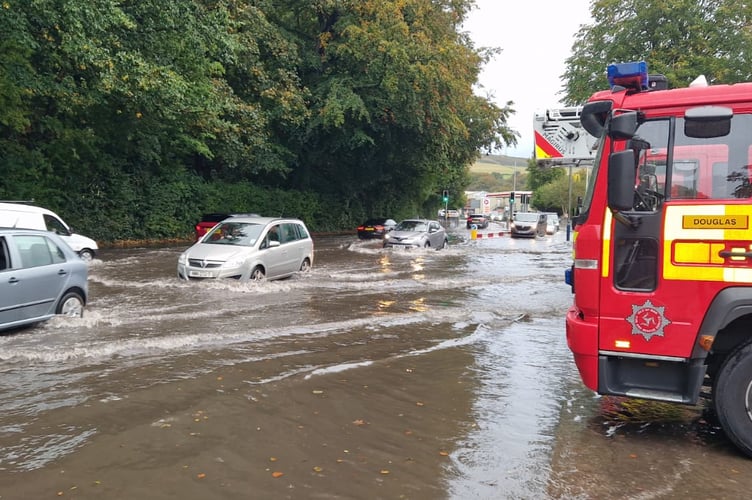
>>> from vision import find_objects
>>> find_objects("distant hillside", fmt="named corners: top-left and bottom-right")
top-left (471, 154), bottom-right (528, 175)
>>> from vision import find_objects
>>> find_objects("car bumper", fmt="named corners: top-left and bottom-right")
top-left (358, 231), bottom-right (385, 239)
top-left (177, 263), bottom-right (242, 280)
top-left (383, 241), bottom-right (421, 249)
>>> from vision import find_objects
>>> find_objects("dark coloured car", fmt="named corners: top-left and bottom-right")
top-left (357, 218), bottom-right (397, 239)
top-left (466, 214), bottom-right (489, 229)
top-left (194, 212), bottom-right (260, 241)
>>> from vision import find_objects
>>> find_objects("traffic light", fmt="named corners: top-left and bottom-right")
top-left (510, 191), bottom-right (515, 204)
top-left (442, 190), bottom-right (449, 203)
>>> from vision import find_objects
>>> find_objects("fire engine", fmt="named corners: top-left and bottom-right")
top-left (565, 60), bottom-right (752, 457)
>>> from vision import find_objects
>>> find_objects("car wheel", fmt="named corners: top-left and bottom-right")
top-left (300, 258), bottom-right (312, 273)
top-left (56, 291), bottom-right (85, 317)
top-left (79, 248), bottom-right (95, 262)
top-left (423, 241), bottom-right (430, 248)
top-left (440, 239), bottom-right (448, 250)
top-left (250, 266), bottom-right (266, 281)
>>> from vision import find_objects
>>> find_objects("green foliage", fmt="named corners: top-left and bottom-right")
top-left (0, 0), bottom-right (521, 242)
top-left (532, 168), bottom-right (587, 216)
top-left (562, 0), bottom-right (752, 104)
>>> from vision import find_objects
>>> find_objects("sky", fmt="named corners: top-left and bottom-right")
top-left (462, 1), bottom-right (593, 158)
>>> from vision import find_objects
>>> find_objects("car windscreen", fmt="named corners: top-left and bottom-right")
top-left (396, 221), bottom-right (427, 232)
top-left (514, 213), bottom-right (540, 223)
top-left (203, 222), bottom-right (264, 246)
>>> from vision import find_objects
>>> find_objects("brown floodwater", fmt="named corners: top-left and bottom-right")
top-left (0, 228), bottom-right (751, 499)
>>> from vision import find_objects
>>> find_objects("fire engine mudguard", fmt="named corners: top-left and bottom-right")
top-left (714, 340), bottom-right (752, 458)
top-left (698, 288), bottom-right (752, 350)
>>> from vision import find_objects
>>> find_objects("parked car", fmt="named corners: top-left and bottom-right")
top-left (0, 202), bottom-right (99, 261)
top-left (178, 216), bottom-right (314, 281)
top-left (357, 218), bottom-right (397, 239)
top-left (0, 228), bottom-right (88, 332)
top-left (510, 212), bottom-right (547, 238)
top-left (194, 212), bottom-right (260, 241)
top-left (466, 214), bottom-right (489, 229)
top-left (383, 219), bottom-right (448, 250)
top-left (544, 213), bottom-right (560, 234)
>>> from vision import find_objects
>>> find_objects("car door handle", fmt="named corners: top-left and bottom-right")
top-left (8, 277), bottom-right (19, 284)
top-left (57, 269), bottom-right (69, 276)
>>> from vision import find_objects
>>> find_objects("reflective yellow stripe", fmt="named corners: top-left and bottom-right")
top-left (602, 210), bottom-right (612, 278)
top-left (663, 205), bottom-right (752, 282)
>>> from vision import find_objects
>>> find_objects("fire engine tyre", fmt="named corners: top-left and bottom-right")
top-left (714, 340), bottom-right (752, 458)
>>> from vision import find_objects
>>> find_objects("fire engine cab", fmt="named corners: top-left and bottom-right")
top-left (566, 60), bottom-right (752, 457)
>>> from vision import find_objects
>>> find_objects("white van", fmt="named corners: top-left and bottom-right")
top-left (0, 202), bottom-right (98, 261)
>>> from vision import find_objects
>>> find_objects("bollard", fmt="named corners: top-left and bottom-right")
top-left (470, 225), bottom-right (478, 240)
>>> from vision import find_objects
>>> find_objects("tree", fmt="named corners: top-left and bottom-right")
top-left (274, 0), bottom-right (517, 217)
top-left (533, 167), bottom-right (587, 216)
top-left (561, 0), bottom-right (752, 105)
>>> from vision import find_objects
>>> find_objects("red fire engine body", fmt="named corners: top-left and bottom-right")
top-left (566, 61), bottom-right (752, 457)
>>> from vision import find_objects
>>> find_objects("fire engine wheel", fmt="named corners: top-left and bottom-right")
top-left (714, 340), bottom-right (752, 458)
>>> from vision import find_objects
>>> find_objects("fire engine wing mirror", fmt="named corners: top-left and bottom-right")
top-left (580, 100), bottom-right (613, 137)
top-left (685, 106), bottom-right (732, 138)
top-left (608, 112), bottom-right (638, 140)
top-left (608, 150), bottom-right (637, 212)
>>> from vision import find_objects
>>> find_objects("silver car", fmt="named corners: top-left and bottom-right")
top-left (383, 219), bottom-right (449, 249)
top-left (177, 216), bottom-right (314, 281)
top-left (510, 212), bottom-right (547, 238)
top-left (0, 228), bottom-right (88, 332)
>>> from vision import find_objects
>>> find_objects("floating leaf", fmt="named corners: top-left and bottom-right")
top-left (415, 401), bottom-right (425, 407)
top-left (197, 473), bottom-right (206, 479)
top-left (352, 419), bottom-right (367, 426)
top-left (269, 457), bottom-right (278, 462)
top-left (380, 469), bottom-right (390, 475)
top-left (439, 450), bottom-right (449, 456)
top-left (313, 466), bottom-right (323, 472)
top-left (272, 471), bottom-right (284, 478)
top-left (312, 390), bottom-right (324, 395)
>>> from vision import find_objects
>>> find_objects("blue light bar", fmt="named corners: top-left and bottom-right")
top-left (607, 61), bottom-right (649, 90)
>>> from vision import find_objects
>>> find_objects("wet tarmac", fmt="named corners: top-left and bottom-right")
top-left (0, 227), bottom-right (751, 499)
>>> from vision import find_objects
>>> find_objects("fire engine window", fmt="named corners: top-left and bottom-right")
top-left (632, 115), bottom-right (752, 201)
top-left (613, 237), bottom-right (658, 291)
top-left (669, 114), bottom-right (752, 200)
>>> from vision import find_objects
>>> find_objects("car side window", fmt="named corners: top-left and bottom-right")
top-left (43, 214), bottom-right (69, 235)
top-left (16, 235), bottom-right (54, 268)
top-left (261, 225), bottom-right (281, 248)
top-left (0, 237), bottom-right (9, 271)
top-left (282, 223), bottom-right (298, 243)
top-left (46, 238), bottom-right (67, 264)
top-left (296, 223), bottom-right (310, 239)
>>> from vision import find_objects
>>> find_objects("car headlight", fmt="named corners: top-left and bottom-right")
top-left (178, 253), bottom-right (187, 265)
top-left (224, 256), bottom-right (246, 268)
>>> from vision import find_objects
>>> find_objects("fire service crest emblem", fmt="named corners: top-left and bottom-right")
top-left (625, 299), bottom-right (671, 341)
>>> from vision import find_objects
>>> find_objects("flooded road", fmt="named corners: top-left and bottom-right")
top-left (1, 227), bottom-right (751, 499)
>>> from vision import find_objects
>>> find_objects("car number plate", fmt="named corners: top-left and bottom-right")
top-left (189, 270), bottom-right (213, 278)
top-left (365, 228), bottom-right (374, 231)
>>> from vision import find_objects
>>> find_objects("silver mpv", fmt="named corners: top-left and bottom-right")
top-left (177, 216), bottom-right (314, 281)
top-left (0, 228), bottom-right (88, 332)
